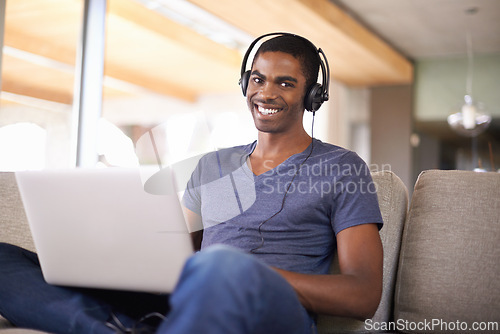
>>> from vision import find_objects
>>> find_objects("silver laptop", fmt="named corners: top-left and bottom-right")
top-left (15, 167), bottom-right (194, 293)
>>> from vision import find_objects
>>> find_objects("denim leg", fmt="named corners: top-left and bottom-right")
top-left (0, 242), bottom-right (167, 334)
top-left (157, 245), bottom-right (317, 334)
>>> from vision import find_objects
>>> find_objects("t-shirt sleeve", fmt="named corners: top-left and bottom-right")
top-left (181, 146), bottom-right (252, 217)
top-left (330, 152), bottom-right (383, 235)
top-left (182, 160), bottom-right (203, 215)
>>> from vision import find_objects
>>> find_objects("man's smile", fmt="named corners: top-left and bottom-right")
top-left (256, 104), bottom-right (282, 116)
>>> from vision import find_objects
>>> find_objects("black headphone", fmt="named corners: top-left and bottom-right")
top-left (239, 32), bottom-right (330, 113)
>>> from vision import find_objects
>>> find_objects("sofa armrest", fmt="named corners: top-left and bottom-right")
top-left (317, 170), bottom-right (408, 333)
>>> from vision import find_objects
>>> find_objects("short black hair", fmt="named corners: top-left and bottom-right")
top-left (252, 35), bottom-right (320, 92)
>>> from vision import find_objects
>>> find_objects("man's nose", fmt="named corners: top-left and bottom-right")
top-left (258, 82), bottom-right (278, 100)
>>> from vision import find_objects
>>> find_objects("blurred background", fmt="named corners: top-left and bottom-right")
top-left (0, 0), bottom-right (499, 191)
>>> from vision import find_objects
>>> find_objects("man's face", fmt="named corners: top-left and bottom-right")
top-left (246, 51), bottom-right (307, 135)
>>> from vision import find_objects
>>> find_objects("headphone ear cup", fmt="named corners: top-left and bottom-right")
top-left (240, 70), bottom-right (251, 96)
top-left (304, 83), bottom-right (323, 112)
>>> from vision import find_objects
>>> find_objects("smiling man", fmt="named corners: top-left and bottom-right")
top-left (0, 33), bottom-right (383, 334)
top-left (178, 33), bottom-right (384, 332)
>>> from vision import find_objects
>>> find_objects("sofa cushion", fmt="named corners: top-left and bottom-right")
top-left (0, 318), bottom-right (13, 329)
top-left (0, 172), bottom-right (35, 252)
top-left (394, 170), bottom-right (500, 331)
top-left (317, 170), bottom-right (408, 333)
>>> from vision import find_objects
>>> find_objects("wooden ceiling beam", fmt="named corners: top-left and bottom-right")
top-left (104, 62), bottom-right (199, 102)
top-left (1, 55), bottom-right (74, 104)
top-left (107, 0), bottom-right (241, 68)
top-left (2, 78), bottom-right (74, 105)
top-left (4, 29), bottom-right (76, 66)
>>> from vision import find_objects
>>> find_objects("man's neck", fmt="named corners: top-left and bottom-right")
top-left (249, 130), bottom-right (312, 175)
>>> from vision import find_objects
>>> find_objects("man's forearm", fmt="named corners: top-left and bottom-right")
top-left (273, 223), bottom-right (384, 320)
top-left (274, 268), bottom-right (382, 320)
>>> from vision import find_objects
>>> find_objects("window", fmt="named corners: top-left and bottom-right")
top-left (0, 0), bottom-right (82, 170)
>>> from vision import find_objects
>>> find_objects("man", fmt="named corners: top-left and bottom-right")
top-left (0, 33), bottom-right (383, 334)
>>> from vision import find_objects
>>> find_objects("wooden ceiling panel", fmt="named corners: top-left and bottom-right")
top-left (1, 0), bottom-right (413, 109)
top-left (187, 0), bottom-right (413, 86)
top-left (107, 0), bottom-right (241, 67)
top-left (1, 55), bottom-right (75, 104)
top-left (104, 13), bottom-right (240, 100)
top-left (4, 0), bottom-right (81, 65)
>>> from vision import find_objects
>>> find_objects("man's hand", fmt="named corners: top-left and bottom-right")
top-left (274, 223), bottom-right (383, 320)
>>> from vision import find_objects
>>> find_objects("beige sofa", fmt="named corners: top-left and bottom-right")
top-left (1, 170), bottom-right (499, 333)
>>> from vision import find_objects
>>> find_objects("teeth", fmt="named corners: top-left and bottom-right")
top-left (258, 106), bottom-right (280, 115)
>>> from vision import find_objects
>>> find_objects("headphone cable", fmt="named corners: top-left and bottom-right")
top-left (250, 112), bottom-right (316, 253)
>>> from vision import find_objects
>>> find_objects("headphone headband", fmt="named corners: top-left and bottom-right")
top-left (239, 32), bottom-right (330, 112)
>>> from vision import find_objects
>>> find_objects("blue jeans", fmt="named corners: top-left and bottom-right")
top-left (0, 242), bottom-right (316, 334)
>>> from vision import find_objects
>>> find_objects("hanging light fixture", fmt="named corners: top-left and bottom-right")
top-left (447, 96), bottom-right (491, 137)
top-left (447, 26), bottom-right (491, 137)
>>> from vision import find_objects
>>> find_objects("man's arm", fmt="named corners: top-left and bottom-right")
top-left (274, 223), bottom-right (383, 320)
top-left (183, 208), bottom-right (203, 251)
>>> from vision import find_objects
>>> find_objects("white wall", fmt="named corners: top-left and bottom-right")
top-left (415, 54), bottom-right (500, 121)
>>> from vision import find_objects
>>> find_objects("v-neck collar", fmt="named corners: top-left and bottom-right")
top-left (244, 139), bottom-right (315, 178)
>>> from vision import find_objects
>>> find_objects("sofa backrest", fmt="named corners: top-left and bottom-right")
top-left (317, 170), bottom-right (409, 333)
top-left (394, 170), bottom-right (500, 331)
top-left (0, 172), bottom-right (35, 252)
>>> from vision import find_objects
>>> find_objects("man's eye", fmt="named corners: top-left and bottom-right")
top-left (253, 77), bottom-right (263, 84)
top-left (281, 82), bottom-right (294, 88)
